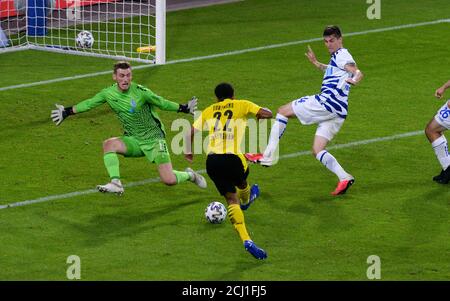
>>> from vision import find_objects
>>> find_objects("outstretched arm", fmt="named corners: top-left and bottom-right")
top-left (51, 105), bottom-right (76, 126)
top-left (146, 90), bottom-right (198, 115)
top-left (177, 96), bottom-right (198, 115)
top-left (435, 80), bottom-right (450, 99)
top-left (344, 63), bottom-right (364, 86)
top-left (51, 91), bottom-right (106, 126)
top-left (305, 45), bottom-right (328, 71)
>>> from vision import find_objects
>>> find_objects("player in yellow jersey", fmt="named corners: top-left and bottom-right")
top-left (185, 83), bottom-right (272, 260)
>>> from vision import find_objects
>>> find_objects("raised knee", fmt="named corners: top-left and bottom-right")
top-left (277, 106), bottom-right (287, 116)
top-left (425, 126), bottom-right (440, 142)
top-left (278, 100), bottom-right (297, 117)
top-left (276, 107), bottom-right (283, 115)
top-left (103, 138), bottom-right (120, 152)
top-left (424, 126), bottom-right (433, 137)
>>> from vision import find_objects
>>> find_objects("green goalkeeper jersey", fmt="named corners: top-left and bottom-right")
top-left (74, 82), bottom-right (180, 142)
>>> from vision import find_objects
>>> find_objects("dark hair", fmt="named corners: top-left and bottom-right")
top-left (323, 25), bottom-right (342, 38)
top-left (215, 82), bottom-right (234, 101)
top-left (114, 61), bottom-right (131, 73)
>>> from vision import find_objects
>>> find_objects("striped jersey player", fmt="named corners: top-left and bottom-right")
top-left (425, 79), bottom-right (450, 184)
top-left (246, 25), bottom-right (364, 196)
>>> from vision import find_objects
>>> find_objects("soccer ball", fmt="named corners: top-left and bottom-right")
top-left (76, 31), bottom-right (94, 48)
top-left (205, 201), bottom-right (227, 224)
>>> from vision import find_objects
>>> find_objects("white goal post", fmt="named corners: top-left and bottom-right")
top-left (0, 0), bottom-right (166, 64)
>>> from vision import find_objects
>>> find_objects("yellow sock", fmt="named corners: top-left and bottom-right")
top-left (236, 184), bottom-right (250, 205)
top-left (228, 204), bottom-right (251, 242)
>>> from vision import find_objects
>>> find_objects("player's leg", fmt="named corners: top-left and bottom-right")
top-left (425, 111), bottom-right (450, 183)
top-left (144, 139), bottom-right (180, 186)
top-left (257, 101), bottom-right (295, 166)
top-left (157, 163), bottom-right (178, 186)
top-left (224, 192), bottom-right (267, 260)
top-left (96, 137), bottom-right (128, 195)
top-left (102, 137), bottom-right (127, 178)
top-left (206, 155), bottom-right (266, 259)
top-left (236, 166), bottom-right (260, 210)
top-left (224, 192), bottom-right (251, 242)
top-left (147, 139), bottom-right (207, 188)
top-left (151, 140), bottom-right (206, 188)
top-left (157, 163), bottom-right (206, 187)
top-left (313, 119), bottom-right (354, 195)
top-left (236, 180), bottom-right (250, 206)
top-left (236, 159), bottom-right (250, 207)
top-left (206, 155), bottom-right (251, 242)
top-left (247, 96), bottom-right (318, 166)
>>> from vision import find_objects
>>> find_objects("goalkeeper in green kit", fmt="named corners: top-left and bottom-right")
top-left (51, 61), bottom-right (206, 195)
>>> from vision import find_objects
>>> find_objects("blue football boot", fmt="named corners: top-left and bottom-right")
top-left (240, 184), bottom-right (260, 211)
top-left (244, 240), bottom-right (267, 260)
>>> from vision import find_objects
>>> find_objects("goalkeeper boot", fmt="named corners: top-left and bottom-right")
top-left (433, 166), bottom-right (450, 184)
top-left (97, 178), bottom-right (124, 196)
top-left (186, 168), bottom-right (207, 189)
top-left (244, 240), bottom-right (267, 260)
top-left (240, 184), bottom-right (260, 211)
top-left (331, 176), bottom-right (354, 196)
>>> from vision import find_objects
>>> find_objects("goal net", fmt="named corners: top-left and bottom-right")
top-left (0, 0), bottom-right (166, 64)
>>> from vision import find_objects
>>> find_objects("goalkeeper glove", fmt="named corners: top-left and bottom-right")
top-left (178, 96), bottom-right (198, 115)
top-left (51, 104), bottom-right (74, 126)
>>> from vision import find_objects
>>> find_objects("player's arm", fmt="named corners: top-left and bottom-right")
top-left (146, 90), bottom-right (197, 115)
top-left (256, 107), bottom-right (273, 119)
top-left (344, 63), bottom-right (364, 86)
top-left (184, 126), bottom-right (200, 163)
top-left (185, 111), bottom-right (205, 163)
top-left (244, 100), bottom-right (273, 120)
top-left (50, 91), bottom-right (106, 126)
top-left (305, 45), bottom-right (328, 71)
top-left (435, 80), bottom-right (450, 99)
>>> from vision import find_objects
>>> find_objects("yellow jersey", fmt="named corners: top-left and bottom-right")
top-left (193, 98), bottom-right (261, 170)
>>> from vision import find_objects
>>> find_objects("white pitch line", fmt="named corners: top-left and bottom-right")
top-left (281, 130), bottom-right (423, 159)
top-left (0, 130), bottom-right (424, 210)
top-left (0, 18), bottom-right (449, 92)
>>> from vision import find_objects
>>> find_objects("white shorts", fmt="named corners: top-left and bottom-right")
top-left (434, 100), bottom-right (450, 129)
top-left (291, 95), bottom-right (345, 141)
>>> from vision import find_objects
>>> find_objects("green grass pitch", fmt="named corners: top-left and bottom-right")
top-left (0, 0), bottom-right (449, 280)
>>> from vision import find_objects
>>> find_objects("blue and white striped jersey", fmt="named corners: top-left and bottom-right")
top-left (315, 48), bottom-right (355, 119)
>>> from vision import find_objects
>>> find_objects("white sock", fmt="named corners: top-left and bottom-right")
top-left (431, 135), bottom-right (450, 170)
top-left (263, 113), bottom-right (288, 158)
top-left (316, 150), bottom-right (351, 181)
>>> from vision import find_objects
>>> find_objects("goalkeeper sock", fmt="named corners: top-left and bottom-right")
top-left (431, 135), bottom-right (450, 170)
top-left (237, 184), bottom-right (250, 205)
top-left (103, 152), bottom-right (120, 180)
top-left (228, 204), bottom-right (251, 242)
top-left (173, 170), bottom-right (191, 184)
top-left (263, 113), bottom-right (288, 159)
top-left (316, 150), bottom-right (350, 181)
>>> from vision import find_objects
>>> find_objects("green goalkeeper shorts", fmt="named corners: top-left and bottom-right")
top-left (121, 136), bottom-right (171, 165)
